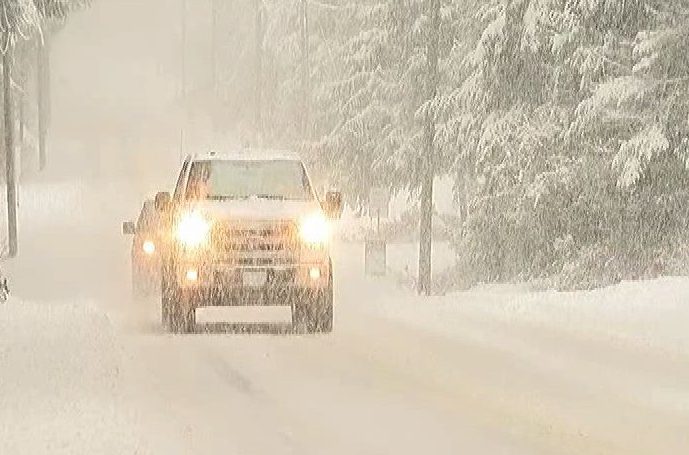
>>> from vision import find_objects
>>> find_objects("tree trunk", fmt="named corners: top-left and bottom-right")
top-left (418, 165), bottom-right (434, 294)
top-left (417, 0), bottom-right (441, 295)
top-left (3, 53), bottom-right (18, 258)
top-left (37, 35), bottom-right (50, 171)
top-left (457, 170), bottom-right (469, 236)
top-left (18, 88), bottom-right (24, 146)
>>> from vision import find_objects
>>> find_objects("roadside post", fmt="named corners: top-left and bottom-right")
top-left (365, 188), bottom-right (390, 276)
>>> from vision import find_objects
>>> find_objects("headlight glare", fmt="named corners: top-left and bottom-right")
top-left (176, 212), bottom-right (210, 248)
top-left (299, 213), bottom-right (330, 246)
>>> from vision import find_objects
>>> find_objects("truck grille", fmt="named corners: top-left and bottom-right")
top-left (212, 221), bottom-right (298, 265)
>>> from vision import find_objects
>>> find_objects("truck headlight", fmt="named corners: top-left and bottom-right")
top-left (176, 212), bottom-right (210, 249)
top-left (299, 213), bottom-right (329, 246)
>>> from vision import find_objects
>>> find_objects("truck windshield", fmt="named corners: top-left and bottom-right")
top-left (185, 159), bottom-right (314, 201)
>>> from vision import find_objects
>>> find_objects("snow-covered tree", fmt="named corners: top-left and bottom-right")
top-left (208, 0), bottom-right (689, 288)
top-left (0, 0), bottom-right (88, 256)
top-left (440, 0), bottom-right (689, 288)
top-left (0, 0), bottom-right (39, 52)
top-left (0, 0), bottom-right (40, 257)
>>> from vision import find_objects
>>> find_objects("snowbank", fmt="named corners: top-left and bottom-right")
top-left (334, 239), bottom-right (689, 357)
top-left (0, 298), bottom-right (146, 454)
top-left (365, 270), bottom-right (689, 358)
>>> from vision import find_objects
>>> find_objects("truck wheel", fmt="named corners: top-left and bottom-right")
top-left (160, 264), bottom-right (173, 330)
top-left (316, 285), bottom-right (334, 333)
top-left (294, 285), bottom-right (333, 334)
top-left (169, 290), bottom-right (196, 334)
top-left (161, 297), bottom-right (170, 330)
top-left (161, 263), bottom-right (195, 333)
top-left (171, 302), bottom-right (195, 334)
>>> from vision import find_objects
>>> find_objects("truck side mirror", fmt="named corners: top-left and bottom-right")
top-left (155, 192), bottom-right (172, 212)
top-left (122, 221), bottom-right (136, 235)
top-left (323, 191), bottom-right (343, 219)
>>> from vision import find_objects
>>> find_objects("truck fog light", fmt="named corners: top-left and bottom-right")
top-left (142, 240), bottom-right (155, 255)
top-left (309, 267), bottom-right (321, 280)
top-left (186, 268), bottom-right (199, 282)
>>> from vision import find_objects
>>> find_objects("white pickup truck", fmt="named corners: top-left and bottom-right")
top-left (154, 151), bottom-right (342, 334)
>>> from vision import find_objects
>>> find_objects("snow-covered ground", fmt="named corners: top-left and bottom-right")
top-left (2, 181), bottom-right (689, 454)
top-left (0, 299), bottom-right (144, 454)
top-left (3, 1), bottom-right (687, 452)
top-left (335, 247), bottom-right (689, 454)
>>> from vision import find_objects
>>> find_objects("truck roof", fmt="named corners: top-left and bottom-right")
top-left (188, 149), bottom-right (302, 162)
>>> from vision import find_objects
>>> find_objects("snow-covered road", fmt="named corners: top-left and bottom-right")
top-left (2, 1), bottom-right (686, 451)
top-left (2, 183), bottom-right (688, 455)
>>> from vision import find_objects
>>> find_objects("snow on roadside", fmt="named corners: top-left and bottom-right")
top-left (339, 239), bottom-right (687, 368)
top-left (360, 260), bottom-right (689, 358)
top-left (461, 277), bottom-right (689, 354)
top-left (335, 242), bottom-right (689, 357)
top-left (0, 297), bottom-right (146, 455)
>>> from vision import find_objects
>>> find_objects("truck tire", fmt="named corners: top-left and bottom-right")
top-left (294, 284), bottom-right (333, 334)
top-left (161, 262), bottom-right (195, 334)
top-left (168, 287), bottom-right (195, 334)
top-left (315, 285), bottom-right (334, 333)
top-left (170, 295), bottom-right (196, 334)
top-left (160, 265), bottom-right (172, 330)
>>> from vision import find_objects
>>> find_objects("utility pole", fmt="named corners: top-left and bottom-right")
top-left (418, 0), bottom-right (440, 296)
top-left (181, 0), bottom-right (187, 99)
top-left (3, 53), bottom-right (18, 257)
top-left (210, 0), bottom-right (221, 145)
top-left (254, 0), bottom-right (264, 146)
top-left (37, 35), bottom-right (50, 171)
top-left (180, 0), bottom-right (187, 160)
top-left (300, 0), bottom-right (310, 138)
top-left (211, 0), bottom-right (218, 93)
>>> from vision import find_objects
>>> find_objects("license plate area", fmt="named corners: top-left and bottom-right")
top-left (242, 270), bottom-right (267, 287)
top-left (196, 306), bottom-right (292, 324)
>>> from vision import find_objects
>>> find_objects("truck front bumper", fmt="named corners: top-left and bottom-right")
top-left (172, 261), bottom-right (331, 306)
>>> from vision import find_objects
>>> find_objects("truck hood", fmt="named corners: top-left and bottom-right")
top-left (182, 199), bottom-right (323, 222)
